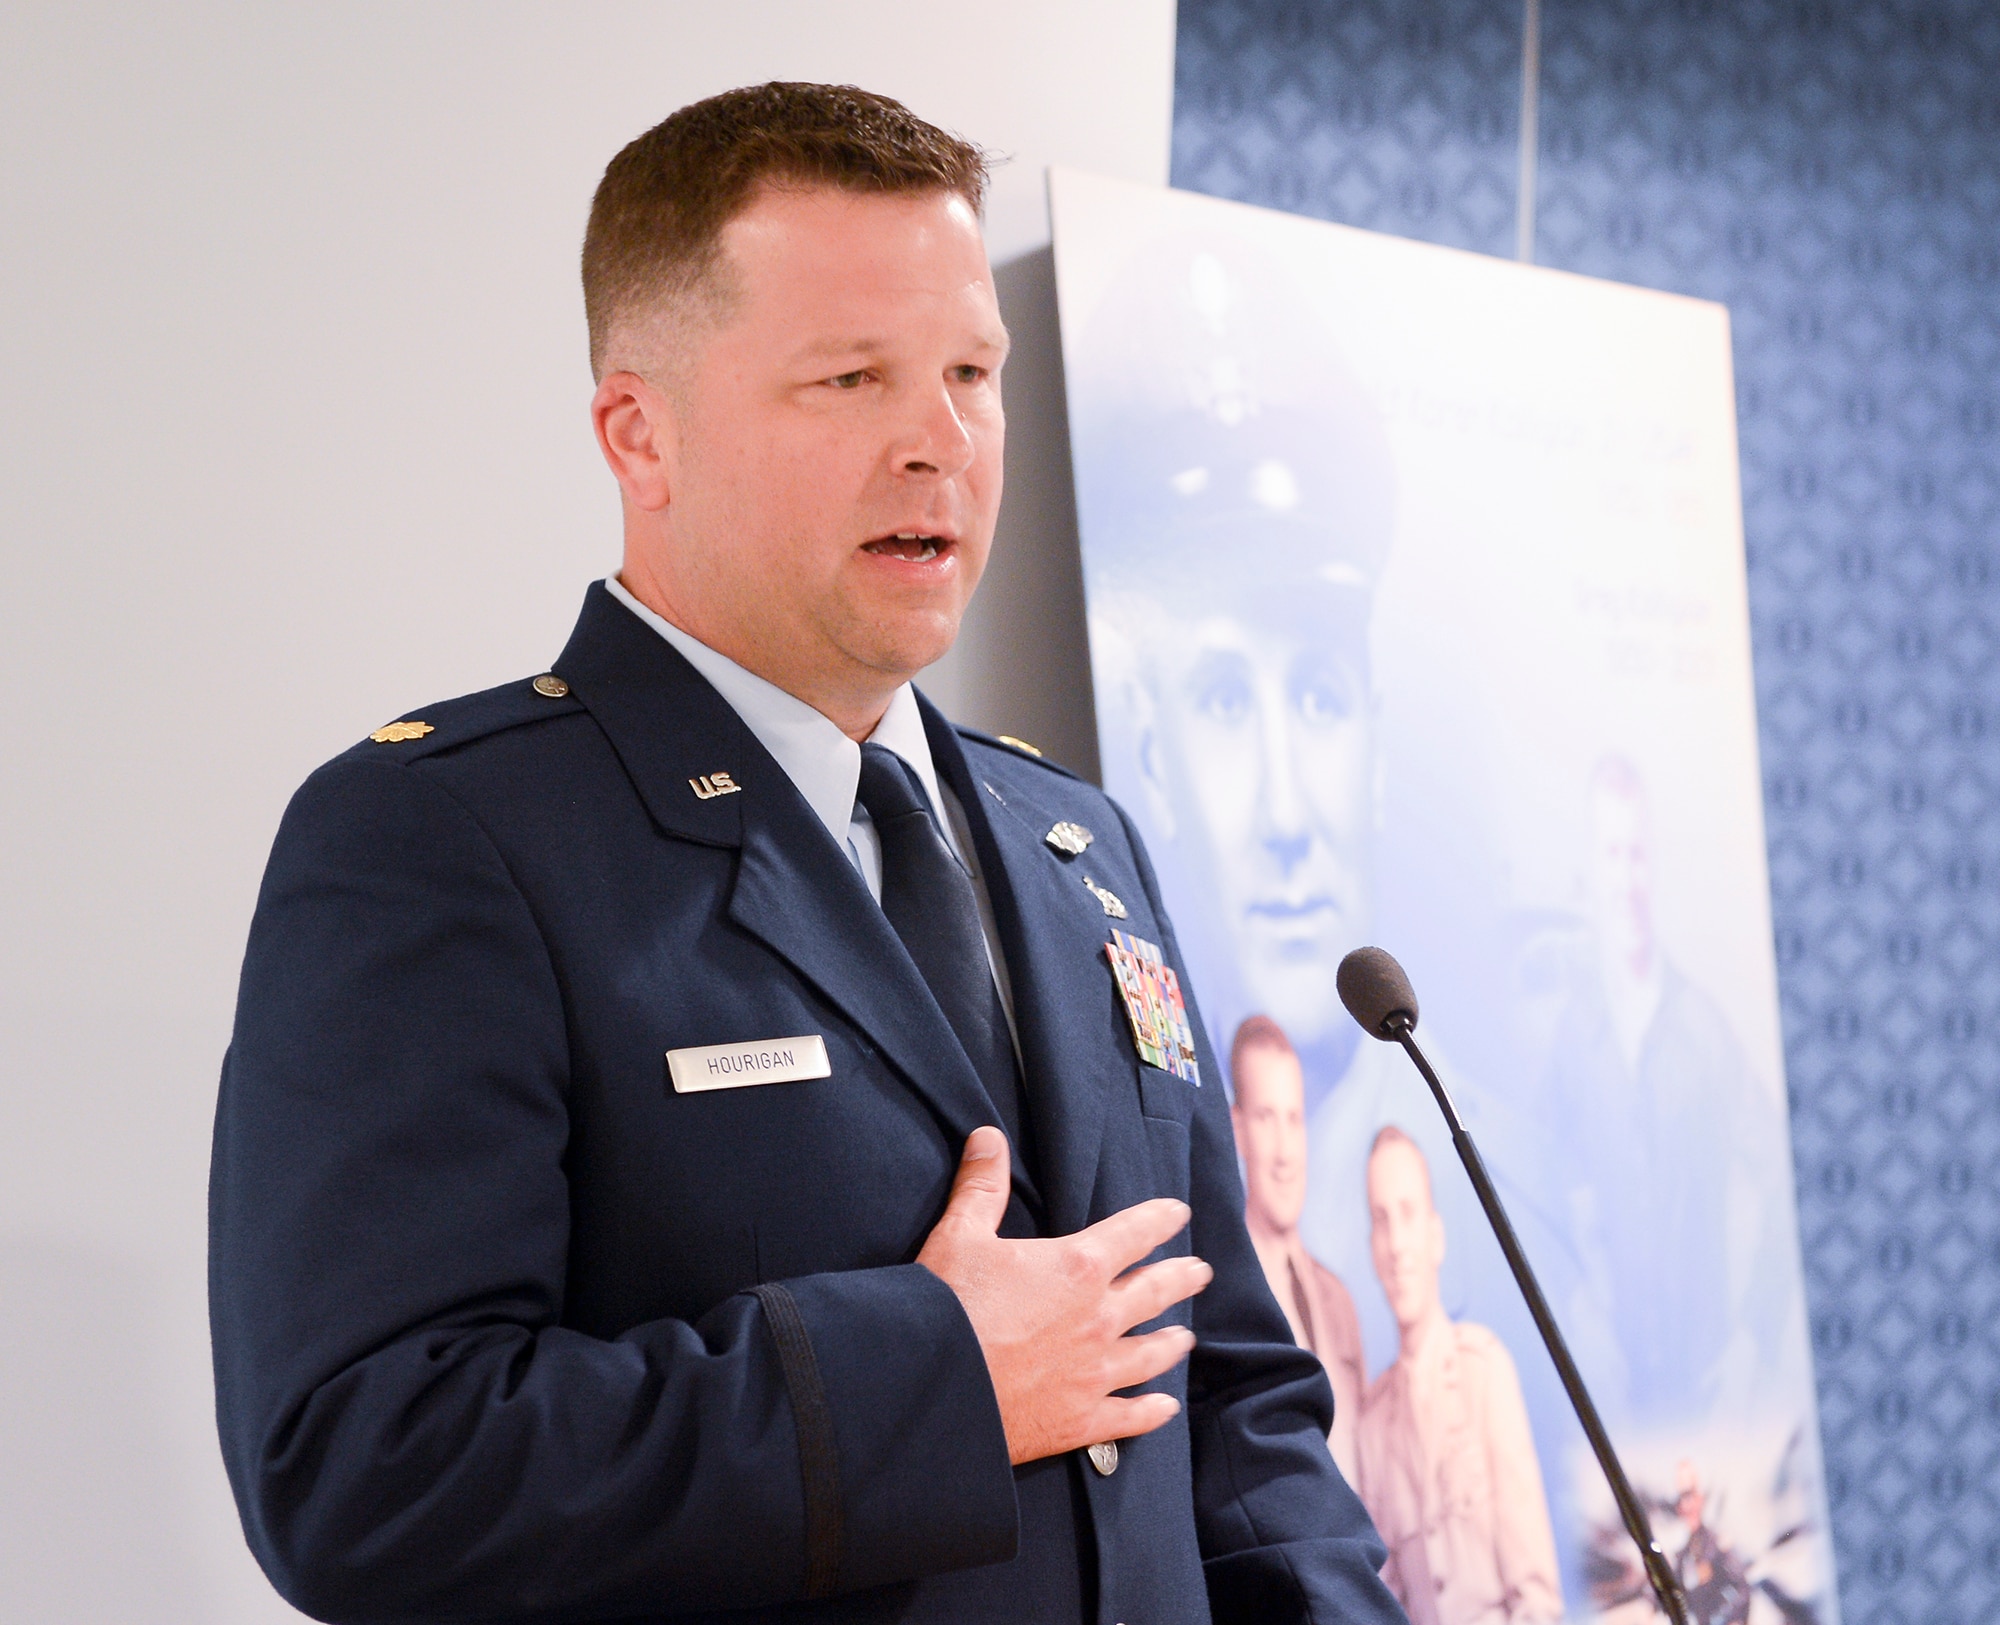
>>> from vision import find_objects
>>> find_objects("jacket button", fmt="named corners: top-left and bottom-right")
top-left (532, 673), bottom-right (569, 698)
top-left (1087, 1440), bottom-right (1119, 1476)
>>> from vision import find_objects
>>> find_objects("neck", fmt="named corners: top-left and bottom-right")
top-left (1244, 1205), bottom-right (1298, 1249)
top-left (1396, 1299), bottom-right (1448, 1365)
top-left (1292, 1023), bottom-right (1363, 1119)
top-left (616, 560), bottom-right (897, 742)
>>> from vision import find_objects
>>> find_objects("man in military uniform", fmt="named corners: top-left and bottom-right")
top-left (1541, 756), bottom-right (1794, 1425)
top-left (208, 84), bottom-right (1401, 1625)
top-left (1356, 1128), bottom-right (1562, 1625)
top-left (1229, 1014), bottom-right (1367, 1481)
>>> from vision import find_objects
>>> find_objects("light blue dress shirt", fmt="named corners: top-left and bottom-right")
top-left (604, 577), bottom-right (1017, 1030)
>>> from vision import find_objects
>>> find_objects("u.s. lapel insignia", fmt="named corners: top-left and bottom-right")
top-left (1082, 875), bottom-right (1127, 918)
top-left (1045, 820), bottom-right (1093, 857)
top-left (689, 771), bottom-right (741, 800)
top-left (1104, 928), bottom-right (1202, 1085)
top-left (370, 720), bottom-right (433, 744)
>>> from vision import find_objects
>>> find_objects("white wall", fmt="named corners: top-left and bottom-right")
top-left (0, 5), bottom-right (1174, 1617)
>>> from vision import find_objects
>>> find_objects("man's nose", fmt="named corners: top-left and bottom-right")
top-left (1257, 699), bottom-right (1311, 874)
top-left (895, 381), bottom-right (975, 479)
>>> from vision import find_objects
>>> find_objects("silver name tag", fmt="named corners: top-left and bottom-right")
top-left (667, 1035), bottom-right (831, 1093)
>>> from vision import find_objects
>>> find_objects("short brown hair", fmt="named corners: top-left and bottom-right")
top-left (1229, 1014), bottom-right (1297, 1100)
top-left (1369, 1123), bottom-right (1420, 1162)
top-left (1368, 1124), bottom-right (1433, 1202)
top-left (582, 82), bottom-right (990, 378)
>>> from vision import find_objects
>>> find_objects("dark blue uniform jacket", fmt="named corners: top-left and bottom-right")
top-left (211, 583), bottom-right (1400, 1624)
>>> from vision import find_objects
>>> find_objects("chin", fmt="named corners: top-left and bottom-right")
top-left (854, 612), bottom-right (965, 678)
top-left (1256, 984), bottom-right (1342, 1048)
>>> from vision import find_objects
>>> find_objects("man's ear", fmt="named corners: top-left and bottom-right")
top-left (591, 371), bottom-right (678, 513)
top-left (1129, 675), bottom-right (1177, 843)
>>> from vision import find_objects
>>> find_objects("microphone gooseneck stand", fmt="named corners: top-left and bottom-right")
top-left (1337, 946), bottom-right (1689, 1625)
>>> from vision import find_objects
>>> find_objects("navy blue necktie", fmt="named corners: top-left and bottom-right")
top-left (856, 746), bottom-right (1079, 1618)
top-left (855, 744), bottom-right (1032, 1173)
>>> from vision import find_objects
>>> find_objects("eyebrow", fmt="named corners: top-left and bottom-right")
top-left (793, 337), bottom-right (889, 362)
top-left (790, 327), bottom-right (1011, 365)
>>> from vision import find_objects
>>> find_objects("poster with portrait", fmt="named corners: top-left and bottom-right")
top-left (1053, 168), bottom-right (1839, 1625)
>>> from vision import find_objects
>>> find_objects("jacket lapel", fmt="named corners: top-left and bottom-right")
top-left (724, 782), bottom-right (1005, 1155)
top-left (553, 584), bottom-right (750, 850)
top-left (923, 699), bottom-right (1114, 1237)
top-left (554, 585), bottom-right (1001, 1150)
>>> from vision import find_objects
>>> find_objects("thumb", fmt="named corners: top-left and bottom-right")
top-left (940, 1126), bottom-right (1012, 1237)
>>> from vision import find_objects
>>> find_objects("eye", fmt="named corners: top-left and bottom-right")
top-left (950, 364), bottom-right (988, 384)
top-left (827, 370), bottom-right (871, 390)
top-left (1193, 669), bottom-right (1254, 726)
top-left (1294, 662), bottom-right (1358, 725)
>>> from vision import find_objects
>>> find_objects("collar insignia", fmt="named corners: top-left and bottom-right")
top-left (1082, 876), bottom-right (1127, 918)
top-left (1045, 821), bottom-right (1093, 857)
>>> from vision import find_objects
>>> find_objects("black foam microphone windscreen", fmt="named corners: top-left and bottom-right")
top-left (1336, 946), bottom-right (1420, 1038)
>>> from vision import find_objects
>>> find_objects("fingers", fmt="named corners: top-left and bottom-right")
top-left (1108, 1255), bottom-right (1214, 1334)
top-left (1079, 1196), bottom-right (1192, 1276)
top-left (1101, 1324), bottom-right (1197, 1393)
top-left (1087, 1390), bottom-right (1183, 1446)
top-left (1008, 1326), bottom-right (1195, 1463)
top-left (937, 1125), bottom-right (1012, 1238)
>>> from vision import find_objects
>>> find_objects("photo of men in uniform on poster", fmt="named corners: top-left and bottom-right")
top-left (1054, 168), bottom-right (1840, 1623)
top-left (1358, 1125), bottom-right (1561, 1625)
top-left (1229, 1016), bottom-right (1365, 1481)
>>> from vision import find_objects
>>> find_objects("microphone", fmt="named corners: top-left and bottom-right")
top-left (1338, 946), bottom-right (1690, 1625)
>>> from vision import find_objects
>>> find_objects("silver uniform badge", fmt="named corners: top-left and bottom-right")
top-left (1044, 820), bottom-right (1093, 857)
top-left (1082, 876), bottom-right (1127, 918)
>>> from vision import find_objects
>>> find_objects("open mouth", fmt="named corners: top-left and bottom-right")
top-left (861, 531), bottom-right (953, 564)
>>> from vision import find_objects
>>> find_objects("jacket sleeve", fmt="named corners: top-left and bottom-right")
top-left (209, 756), bottom-right (1017, 1622)
top-left (1110, 802), bottom-right (1407, 1625)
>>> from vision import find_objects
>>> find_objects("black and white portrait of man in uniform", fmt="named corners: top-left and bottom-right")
top-left (1071, 233), bottom-right (1551, 1349)
top-left (1073, 237), bottom-right (1394, 1128)
top-left (1067, 225), bottom-right (1602, 1616)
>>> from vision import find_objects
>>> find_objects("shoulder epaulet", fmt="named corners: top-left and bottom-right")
top-left (955, 724), bottom-right (1084, 783)
top-left (340, 671), bottom-right (583, 766)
